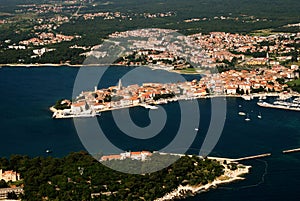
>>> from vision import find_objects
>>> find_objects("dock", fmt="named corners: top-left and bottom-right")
top-left (232, 153), bottom-right (271, 162)
top-left (282, 148), bottom-right (300, 154)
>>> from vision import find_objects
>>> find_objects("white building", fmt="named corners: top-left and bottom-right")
top-left (0, 170), bottom-right (20, 182)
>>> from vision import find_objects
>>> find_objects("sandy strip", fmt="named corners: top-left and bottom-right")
top-left (155, 164), bottom-right (251, 201)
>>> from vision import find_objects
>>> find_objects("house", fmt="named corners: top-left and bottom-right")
top-left (100, 151), bottom-right (152, 162)
top-left (0, 170), bottom-right (20, 182)
top-left (100, 155), bottom-right (122, 161)
top-left (71, 102), bottom-right (86, 113)
top-left (226, 86), bottom-right (237, 95)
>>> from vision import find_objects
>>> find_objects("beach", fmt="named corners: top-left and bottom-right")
top-left (155, 161), bottom-right (251, 201)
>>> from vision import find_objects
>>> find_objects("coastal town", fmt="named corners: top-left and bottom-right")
top-left (2, 0), bottom-right (300, 201)
top-left (1, 4), bottom-right (299, 67)
top-left (51, 63), bottom-right (300, 118)
top-left (47, 27), bottom-right (300, 118)
top-left (105, 29), bottom-right (299, 71)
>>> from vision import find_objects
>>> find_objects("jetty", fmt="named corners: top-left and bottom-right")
top-left (155, 151), bottom-right (271, 162)
top-left (282, 148), bottom-right (300, 154)
top-left (232, 153), bottom-right (271, 162)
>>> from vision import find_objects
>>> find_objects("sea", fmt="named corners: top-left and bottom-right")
top-left (0, 66), bottom-right (300, 200)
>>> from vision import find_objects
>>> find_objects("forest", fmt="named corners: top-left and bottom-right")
top-left (0, 151), bottom-right (224, 200)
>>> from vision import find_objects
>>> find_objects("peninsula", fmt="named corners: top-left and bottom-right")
top-left (100, 151), bottom-right (251, 201)
top-left (51, 65), bottom-right (300, 118)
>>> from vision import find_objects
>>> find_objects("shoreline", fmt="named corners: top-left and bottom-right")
top-left (50, 92), bottom-right (300, 118)
top-left (0, 63), bottom-right (204, 75)
top-left (155, 155), bottom-right (251, 201)
top-left (1, 63), bottom-right (113, 68)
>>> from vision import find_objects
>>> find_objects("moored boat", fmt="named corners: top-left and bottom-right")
top-left (245, 114), bottom-right (251, 121)
top-left (238, 112), bottom-right (246, 116)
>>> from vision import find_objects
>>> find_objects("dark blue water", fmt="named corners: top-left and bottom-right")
top-left (0, 66), bottom-right (300, 200)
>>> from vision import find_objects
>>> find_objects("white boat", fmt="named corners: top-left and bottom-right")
top-left (245, 114), bottom-right (251, 121)
top-left (46, 149), bottom-right (52, 153)
top-left (257, 112), bottom-right (262, 119)
top-left (238, 112), bottom-right (246, 116)
top-left (293, 98), bottom-right (300, 104)
top-left (194, 128), bottom-right (199, 131)
top-left (141, 104), bottom-right (158, 109)
top-left (242, 95), bottom-right (251, 101)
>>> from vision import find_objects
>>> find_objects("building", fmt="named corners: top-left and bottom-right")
top-left (226, 86), bottom-right (237, 95)
top-left (0, 187), bottom-right (23, 199)
top-left (0, 170), bottom-right (20, 182)
top-left (100, 151), bottom-right (152, 162)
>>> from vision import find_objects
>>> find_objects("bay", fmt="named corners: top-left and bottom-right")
top-left (0, 66), bottom-right (300, 200)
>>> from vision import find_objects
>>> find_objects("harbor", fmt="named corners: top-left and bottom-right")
top-left (1, 66), bottom-right (300, 201)
top-left (51, 91), bottom-right (300, 119)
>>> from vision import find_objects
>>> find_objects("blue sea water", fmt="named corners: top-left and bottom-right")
top-left (0, 66), bottom-right (300, 200)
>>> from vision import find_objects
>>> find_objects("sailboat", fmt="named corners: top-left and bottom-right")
top-left (257, 112), bottom-right (262, 119)
top-left (245, 113), bottom-right (251, 121)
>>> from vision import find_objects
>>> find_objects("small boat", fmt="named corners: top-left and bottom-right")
top-left (257, 112), bottom-right (262, 119)
top-left (245, 114), bottom-right (251, 121)
top-left (46, 149), bottom-right (52, 153)
top-left (141, 104), bottom-right (158, 109)
top-left (194, 128), bottom-right (199, 131)
top-left (238, 112), bottom-right (246, 116)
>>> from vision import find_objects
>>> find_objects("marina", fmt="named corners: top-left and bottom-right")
top-left (257, 99), bottom-right (300, 112)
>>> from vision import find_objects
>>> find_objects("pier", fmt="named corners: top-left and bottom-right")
top-left (232, 153), bottom-right (272, 162)
top-left (282, 148), bottom-right (300, 154)
top-left (155, 152), bottom-right (272, 162)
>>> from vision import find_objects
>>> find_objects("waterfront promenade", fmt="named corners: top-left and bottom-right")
top-left (51, 91), bottom-right (300, 119)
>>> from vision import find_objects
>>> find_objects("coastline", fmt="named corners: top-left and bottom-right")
top-left (155, 157), bottom-right (251, 201)
top-left (1, 63), bottom-right (108, 68)
top-left (0, 63), bottom-right (204, 75)
top-left (50, 92), bottom-right (300, 118)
